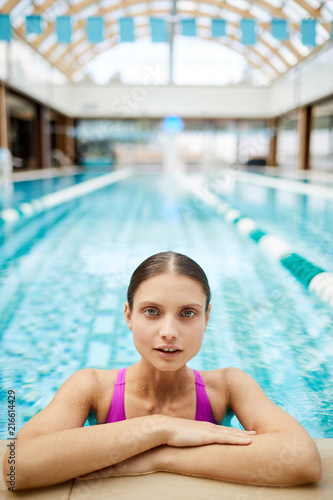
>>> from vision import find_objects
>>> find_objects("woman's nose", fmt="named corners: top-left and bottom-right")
top-left (159, 316), bottom-right (178, 340)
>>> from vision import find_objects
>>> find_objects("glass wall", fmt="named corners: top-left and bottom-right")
top-left (76, 118), bottom-right (269, 168)
top-left (7, 92), bottom-right (37, 169)
top-left (311, 99), bottom-right (333, 172)
top-left (276, 111), bottom-right (299, 169)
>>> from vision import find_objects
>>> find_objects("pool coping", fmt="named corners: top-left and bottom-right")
top-left (1, 439), bottom-right (332, 499)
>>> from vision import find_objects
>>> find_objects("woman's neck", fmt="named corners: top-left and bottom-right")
top-left (128, 360), bottom-right (193, 404)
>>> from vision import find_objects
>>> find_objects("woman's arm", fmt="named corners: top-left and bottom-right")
top-left (85, 368), bottom-right (322, 486)
top-left (2, 368), bottom-right (255, 490)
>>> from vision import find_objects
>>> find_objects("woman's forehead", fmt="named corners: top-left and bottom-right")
top-left (133, 273), bottom-right (206, 301)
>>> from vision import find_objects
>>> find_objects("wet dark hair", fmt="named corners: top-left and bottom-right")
top-left (127, 251), bottom-right (211, 311)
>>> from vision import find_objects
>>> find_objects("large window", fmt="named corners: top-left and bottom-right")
top-left (276, 112), bottom-right (299, 169)
top-left (311, 100), bottom-right (333, 172)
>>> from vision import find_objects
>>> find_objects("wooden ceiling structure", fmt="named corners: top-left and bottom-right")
top-left (1, 0), bottom-right (332, 84)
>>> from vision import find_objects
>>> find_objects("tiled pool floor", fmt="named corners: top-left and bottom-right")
top-left (1, 439), bottom-right (332, 499)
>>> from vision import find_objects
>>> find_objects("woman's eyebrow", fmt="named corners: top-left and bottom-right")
top-left (138, 301), bottom-right (203, 309)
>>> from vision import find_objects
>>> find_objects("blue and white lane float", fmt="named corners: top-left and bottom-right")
top-left (175, 172), bottom-right (333, 308)
top-left (0, 167), bottom-right (134, 227)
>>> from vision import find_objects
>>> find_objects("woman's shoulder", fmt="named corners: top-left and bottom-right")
top-left (78, 368), bottom-right (123, 424)
top-left (199, 367), bottom-right (252, 406)
top-left (199, 366), bottom-right (245, 386)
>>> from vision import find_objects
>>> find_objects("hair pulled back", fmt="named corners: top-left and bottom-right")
top-left (127, 251), bottom-right (211, 311)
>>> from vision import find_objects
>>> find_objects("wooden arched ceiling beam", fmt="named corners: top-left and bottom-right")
top-left (15, 0), bottom-right (280, 50)
top-left (55, 9), bottom-right (290, 78)
top-left (1, 0), bottom-right (21, 13)
top-left (64, 21), bottom-right (276, 83)
top-left (70, 33), bottom-right (273, 83)
top-left (3, 0), bottom-right (332, 83)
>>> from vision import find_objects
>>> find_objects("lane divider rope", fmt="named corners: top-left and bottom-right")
top-left (0, 167), bottom-right (134, 228)
top-left (175, 171), bottom-right (333, 308)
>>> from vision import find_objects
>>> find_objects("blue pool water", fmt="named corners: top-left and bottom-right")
top-left (0, 172), bottom-right (104, 211)
top-left (206, 170), bottom-right (333, 273)
top-left (0, 172), bottom-right (332, 438)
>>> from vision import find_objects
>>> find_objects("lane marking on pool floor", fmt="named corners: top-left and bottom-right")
top-left (175, 171), bottom-right (333, 308)
top-left (0, 167), bottom-right (134, 228)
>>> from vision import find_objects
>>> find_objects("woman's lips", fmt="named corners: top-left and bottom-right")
top-left (154, 347), bottom-right (182, 359)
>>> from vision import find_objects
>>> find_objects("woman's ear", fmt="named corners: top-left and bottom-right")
top-left (124, 301), bottom-right (132, 330)
top-left (205, 303), bottom-right (212, 329)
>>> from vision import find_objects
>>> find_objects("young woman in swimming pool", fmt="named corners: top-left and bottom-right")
top-left (3, 251), bottom-right (321, 490)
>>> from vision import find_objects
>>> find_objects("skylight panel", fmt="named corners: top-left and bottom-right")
top-left (132, 15), bottom-right (147, 26)
top-left (197, 25), bottom-right (209, 38)
top-left (247, 51), bottom-right (263, 66)
top-left (316, 22), bottom-right (330, 43)
top-left (79, 4), bottom-right (100, 19)
top-left (198, 17), bottom-right (211, 28)
top-left (263, 0), bottom-right (283, 8)
top-left (60, 53), bottom-right (74, 67)
top-left (279, 44), bottom-right (298, 64)
top-left (226, 0), bottom-right (251, 12)
top-left (46, 0), bottom-right (69, 18)
top-left (290, 33), bottom-right (310, 56)
top-left (95, 39), bottom-right (112, 52)
top-left (103, 11), bottom-right (116, 22)
top-left (270, 54), bottom-right (287, 72)
top-left (286, 0), bottom-right (310, 19)
top-left (70, 0), bottom-right (86, 6)
top-left (249, 4), bottom-right (271, 22)
top-left (261, 62), bottom-right (277, 79)
top-left (305, 0), bottom-right (321, 8)
top-left (226, 22), bottom-right (239, 37)
top-left (127, 4), bottom-right (148, 15)
top-left (229, 38), bottom-right (247, 54)
top-left (152, 1), bottom-right (171, 9)
top-left (39, 34), bottom-right (57, 54)
top-left (11, 0), bottom-right (33, 24)
top-left (136, 25), bottom-right (150, 36)
top-left (74, 39), bottom-right (90, 56)
top-left (222, 10), bottom-right (239, 23)
top-left (199, 4), bottom-right (219, 16)
top-left (281, 3), bottom-right (302, 21)
top-left (112, 7), bottom-right (126, 18)
top-left (78, 49), bottom-right (96, 66)
top-left (321, 3), bottom-right (333, 20)
top-left (50, 45), bottom-right (67, 62)
top-left (11, 14), bottom-right (27, 29)
top-left (177, 1), bottom-right (198, 12)
top-left (260, 29), bottom-right (280, 48)
top-left (72, 29), bottom-right (85, 43)
top-left (255, 41), bottom-right (271, 57)
top-left (252, 70), bottom-right (270, 86)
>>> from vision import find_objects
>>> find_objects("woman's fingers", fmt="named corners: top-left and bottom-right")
top-left (166, 419), bottom-right (256, 447)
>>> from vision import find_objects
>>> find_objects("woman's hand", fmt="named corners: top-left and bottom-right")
top-left (163, 417), bottom-right (256, 447)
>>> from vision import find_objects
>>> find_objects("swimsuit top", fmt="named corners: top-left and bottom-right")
top-left (105, 367), bottom-right (217, 424)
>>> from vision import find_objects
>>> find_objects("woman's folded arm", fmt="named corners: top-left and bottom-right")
top-left (154, 431), bottom-right (321, 486)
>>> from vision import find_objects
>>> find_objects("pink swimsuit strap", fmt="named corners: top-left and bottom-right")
top-left (105, 367), bottom-right (217, 424)
top-left (105, 367), bottom-right (127, 423)
top-left (193, 369), bottom-right (217, 424)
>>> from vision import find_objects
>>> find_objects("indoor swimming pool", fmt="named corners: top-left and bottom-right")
top-left (0, 171), bottom-right (332, 439)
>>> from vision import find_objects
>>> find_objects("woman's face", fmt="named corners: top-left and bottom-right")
top-left (124, 272), bottom-right (211, 371)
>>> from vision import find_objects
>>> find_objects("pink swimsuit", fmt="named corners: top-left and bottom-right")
top-left (105, 367), bottom-right (217, 424)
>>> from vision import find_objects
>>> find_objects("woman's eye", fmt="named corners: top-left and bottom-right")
top-left (182, 310), bottom-right (195, 317)
top-left (145, 309), bottom-right (158, 316)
